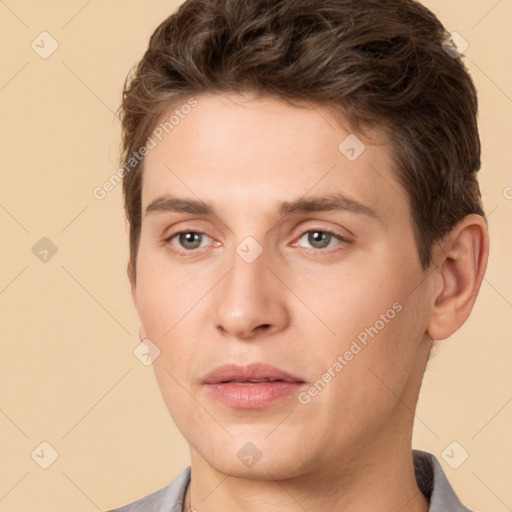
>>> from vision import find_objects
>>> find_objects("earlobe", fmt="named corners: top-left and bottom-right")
top-left (427, 214), bottom-right (489, 341)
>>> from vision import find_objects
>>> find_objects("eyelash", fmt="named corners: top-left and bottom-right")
top-left (164, 229), bottom-right (351, 256)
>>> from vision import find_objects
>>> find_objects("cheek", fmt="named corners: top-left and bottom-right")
top-left (339, 275), bottom-right (428, 413)
top-left (136, 255), bottom-right (196, 338)
top-left (295, 262), bottom-right (405, 345)
top-left (135, 254), bottom-right (212, 366)
top-left (304, 253), bottom-right (426, 385)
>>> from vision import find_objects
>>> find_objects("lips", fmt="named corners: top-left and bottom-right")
top-left (202, 363), bottom-right (306, 409)
top-left (202, 363), bottom-right (305, 385)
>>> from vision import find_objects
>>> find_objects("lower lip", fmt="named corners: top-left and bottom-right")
top-left (204, 381), bottom-right (305, 409)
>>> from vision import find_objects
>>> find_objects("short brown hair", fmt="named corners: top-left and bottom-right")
top-left (119, 0), bottom-right (484, 275)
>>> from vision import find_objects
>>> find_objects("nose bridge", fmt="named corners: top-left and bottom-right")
top-left (213, 242), bottom-right (288, 338)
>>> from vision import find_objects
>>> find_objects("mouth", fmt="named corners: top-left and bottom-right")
top-left (202, 363), bottom-right (306, 409)
top-left (220, 379), bottom-right (287, 384)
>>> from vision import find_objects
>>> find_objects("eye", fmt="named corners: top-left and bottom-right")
top-left (295, 229), bottom-right (348, 250)
top-left (166, 231), bottom-right (213, 251)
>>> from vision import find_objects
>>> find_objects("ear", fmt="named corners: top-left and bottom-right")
top-left (427, 214), bottom-right (489, 341)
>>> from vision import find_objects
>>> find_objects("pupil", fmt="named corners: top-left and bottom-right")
top-left (309, 231), bottom-right (330, 248)
top-left (181, 232), bottom-right (200, 249)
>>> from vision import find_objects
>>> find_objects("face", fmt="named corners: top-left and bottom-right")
top-left (130, 93), bottom-right (434, 480)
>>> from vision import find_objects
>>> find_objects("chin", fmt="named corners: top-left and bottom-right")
top-left (194, 437), bottom-right (311, 481)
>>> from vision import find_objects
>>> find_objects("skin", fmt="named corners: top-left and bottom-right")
top-left (128, 92), bottom-right (488, 511)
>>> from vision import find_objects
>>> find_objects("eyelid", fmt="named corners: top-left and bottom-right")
top-left (164, 229), bottom-right (208, 242)
top-left (291, 221), bottom-right (353, 243)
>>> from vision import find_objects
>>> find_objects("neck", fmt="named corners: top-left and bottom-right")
top-left (183, 437), bottom-right (429, 512)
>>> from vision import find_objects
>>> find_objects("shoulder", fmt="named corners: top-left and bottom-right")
top-left (107, 485), bottom-right (169, 512)
top-left (107, 466), bottom-right (191, 512)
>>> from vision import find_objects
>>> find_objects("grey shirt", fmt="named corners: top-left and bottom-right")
top-left (108, 449), bottom-right (472, 511)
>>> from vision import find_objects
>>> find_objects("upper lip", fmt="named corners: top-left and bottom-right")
top-left (202, 363), bottom-right (305, 384)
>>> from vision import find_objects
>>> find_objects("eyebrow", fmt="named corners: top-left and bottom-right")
top-left (144, 192), bottom-right (378, 219)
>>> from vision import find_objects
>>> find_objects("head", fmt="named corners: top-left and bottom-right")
top-left (119, 0), bottom-right (488, 481)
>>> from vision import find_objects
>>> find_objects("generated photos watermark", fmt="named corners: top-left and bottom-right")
top-left (93, 97), bottom-right (198, 200)
top-left (298, 301), bottom-right (403, 405)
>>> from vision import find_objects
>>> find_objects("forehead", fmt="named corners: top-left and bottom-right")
top-left (141, 93), bottom-right (407, 224)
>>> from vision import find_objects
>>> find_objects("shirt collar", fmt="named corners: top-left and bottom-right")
top-left (413, 449), bottom-right (472, 511)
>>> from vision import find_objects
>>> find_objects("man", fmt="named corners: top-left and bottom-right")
top-left (110, 0), bottom-right (488, 510)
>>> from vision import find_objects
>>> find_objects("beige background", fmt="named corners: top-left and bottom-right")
top-left (0, 1), bottom-right (510, 510)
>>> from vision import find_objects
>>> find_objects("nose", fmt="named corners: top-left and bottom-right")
top-left (213, 248), bottom-right (290, 340)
